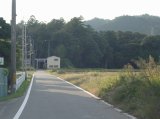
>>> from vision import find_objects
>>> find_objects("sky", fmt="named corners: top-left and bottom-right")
top-left (0, 0), bottom-right (160, 23)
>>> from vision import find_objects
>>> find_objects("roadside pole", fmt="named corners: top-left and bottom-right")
top-left (24, 25), bottom-right (27, 80)
top-left (22, 25), bottom-right (25, 72)
top-left (10, 0), bottom-right (16, 93)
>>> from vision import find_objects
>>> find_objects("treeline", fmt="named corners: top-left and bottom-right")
top-left (0, 18), bottom-right (11, 68)
top-left (0, 17), bottom-right (21, 69)
top-left (16, 16), bottom-right (160, 69)
top-left (1, 16), bottom-right (160, 69)
top-left (85, 14), bottom-right (160, 35)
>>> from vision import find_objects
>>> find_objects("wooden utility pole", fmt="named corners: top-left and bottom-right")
top-left (10, 0), bottom-right (16, 92)
top-left (29, 37), bottom-right (33, 70)
top-left (24, 25), bottom-right (27, 74)
top-left (22, 25), bottom-right (25, 71)
top-left (23, 24), bottom-right (27, 79)
top-left (47, 40), bottom-right (50, 57)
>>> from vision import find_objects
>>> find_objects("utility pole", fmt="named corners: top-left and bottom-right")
top-left (24, 24), bottom-right (27, 79)
top-left (10, 0), bottom-right (16, 92)
top-left (29, 37), bottom-right (32, 70)
top-left (48, 40), bottom-right (50, 57)
top-left (32, 39), bottom-right (35, 69)
top-left (22, 25), bottom-right (25, 71)
top-left (24, 25), bottom-right (26, 70)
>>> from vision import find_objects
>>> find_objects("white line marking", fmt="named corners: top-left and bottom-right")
top-left (101, 100), bottom-right (113, 107)
top-left (13, 74), bottom-right (34, 119)
top-left (56, 76), bottom-right (137, 119)
top-left (56, 77), bottom-right (100, 100)
top-left (114, 108), bottom-right (122, 112)
top-left (123, 113), bottom-right (137, 119)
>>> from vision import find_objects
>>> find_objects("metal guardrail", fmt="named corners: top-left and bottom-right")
top-left (16, 72), bottom-right (25, 90)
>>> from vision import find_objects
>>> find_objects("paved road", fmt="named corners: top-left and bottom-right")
top-left (17, 71), bottom-right (131, 119)
top-left (0, 95), bottom-right (25, 119)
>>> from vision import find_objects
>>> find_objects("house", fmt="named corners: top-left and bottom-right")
top-left (47, 56), bottom-right (60, 69)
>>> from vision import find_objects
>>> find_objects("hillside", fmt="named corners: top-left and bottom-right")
top-left (85, 14), bottom-right (160, 35)
top-left (85, 17), bottom-right (110, 31)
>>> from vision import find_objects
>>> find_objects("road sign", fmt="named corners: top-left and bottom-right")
top-left (0, 57), bottom-right (4, 65)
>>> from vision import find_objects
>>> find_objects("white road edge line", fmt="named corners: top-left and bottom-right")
top-left (56, 76), bottom-right (100, 100)
top-left (56, 76), bottom-right (137, 119)
top-left (13, 74), bottom-right (34, 119)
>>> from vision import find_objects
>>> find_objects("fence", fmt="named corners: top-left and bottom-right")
top-left (0, 68), bottom-right (8, 97)
top-left (16, 72), bottom-right (25, 90)
top-left (0, 70), bottom-right (25, 97)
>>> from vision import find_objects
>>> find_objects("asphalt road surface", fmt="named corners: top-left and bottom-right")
top-left (16, 71), bottom-right (132, 119)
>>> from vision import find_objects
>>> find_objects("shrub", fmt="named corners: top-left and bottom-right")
top-left (99, 56), bottom-right (160, 119)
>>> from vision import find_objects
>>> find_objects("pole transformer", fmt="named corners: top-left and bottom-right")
top-left (10, 0), bottom-right (16, 92)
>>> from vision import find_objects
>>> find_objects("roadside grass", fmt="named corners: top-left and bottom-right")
top-left (0, 71), bottom-right (33, 102)
top-left (51, 70), bottom-right (120, 96)
top-left (51, 57), bottom-right (160, 119)
top-left (100, 57), bottom-right (160, 119)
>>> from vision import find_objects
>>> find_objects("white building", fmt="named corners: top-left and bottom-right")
top-left (47, 56), bottom-right (60, 69)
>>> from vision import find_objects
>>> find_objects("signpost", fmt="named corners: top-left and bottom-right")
top-left (0, 57), bottom-right (4, 65)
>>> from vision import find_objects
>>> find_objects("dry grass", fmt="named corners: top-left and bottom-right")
top-left (53, 71), bottom-right (119, 96)
top-left (50, 58), bottom-right (160, 119)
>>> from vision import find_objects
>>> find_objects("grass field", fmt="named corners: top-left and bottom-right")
top-left (53, 71), bottom-right (120, 96)
top-left (51, 64), bottom-right (160, 119)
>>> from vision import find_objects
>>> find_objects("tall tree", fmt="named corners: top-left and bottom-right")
top-left (142, 36), bottom-right (160, 61)
top-left (0, 18), bottom-right (11, 39)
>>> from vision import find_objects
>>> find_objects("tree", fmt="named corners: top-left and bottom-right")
top-left (0, 40), bottom-right (11, 68)
top-left (0, 18), bottom-right (11, 39)
top-left (142, 36), bottom-right (160, 61)
top-left (0, 18), bottom-right (11, 68)
top-left (19, 16), bottom-right (160, 69)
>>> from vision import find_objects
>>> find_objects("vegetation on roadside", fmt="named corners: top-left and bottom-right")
top-left (100, 56), bottom-right (160, 119)
top-left (51, 56), bottom-right (160, 119)
top-left (0, 72), bottom-right (33, 102)
top-left (51, 70), bottom-right (119, 96)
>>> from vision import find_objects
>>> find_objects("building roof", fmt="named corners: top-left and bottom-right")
top-left (47, 56), bottom-right (60, 59)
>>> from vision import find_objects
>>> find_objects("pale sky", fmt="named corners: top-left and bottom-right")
top-left (0, 0), bottom-right (160, 23)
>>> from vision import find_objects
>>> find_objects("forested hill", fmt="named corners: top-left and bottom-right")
top-left (85, 14), bottom-right (160, 35)
top-left (1, 16), bottom-right (160, 69)
top-left (85, 18), bottom-right (110, 31)
top-left (15, 16), bottom-right (160, 69)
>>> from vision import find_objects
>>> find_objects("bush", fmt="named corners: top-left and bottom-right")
top-left (99, 56), bottom-right (160, 119)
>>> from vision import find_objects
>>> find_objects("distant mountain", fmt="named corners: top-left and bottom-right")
top-left (85, 14), bottom-right (160, 35)
top-left (85, 18), bottom-right (110, 31)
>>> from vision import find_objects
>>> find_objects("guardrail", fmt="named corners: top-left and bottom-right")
top-left (16, 72), bottom-right (26, 90)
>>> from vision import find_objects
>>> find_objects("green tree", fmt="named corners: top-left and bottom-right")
top-left (0, 40), bottom-right (10, 68)
top-left (142, 36), bottom-right (160, 61)
top-left (0, 17), bottom-right (11, 39)
top-left (20, 16), bottom-right (160, 69)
